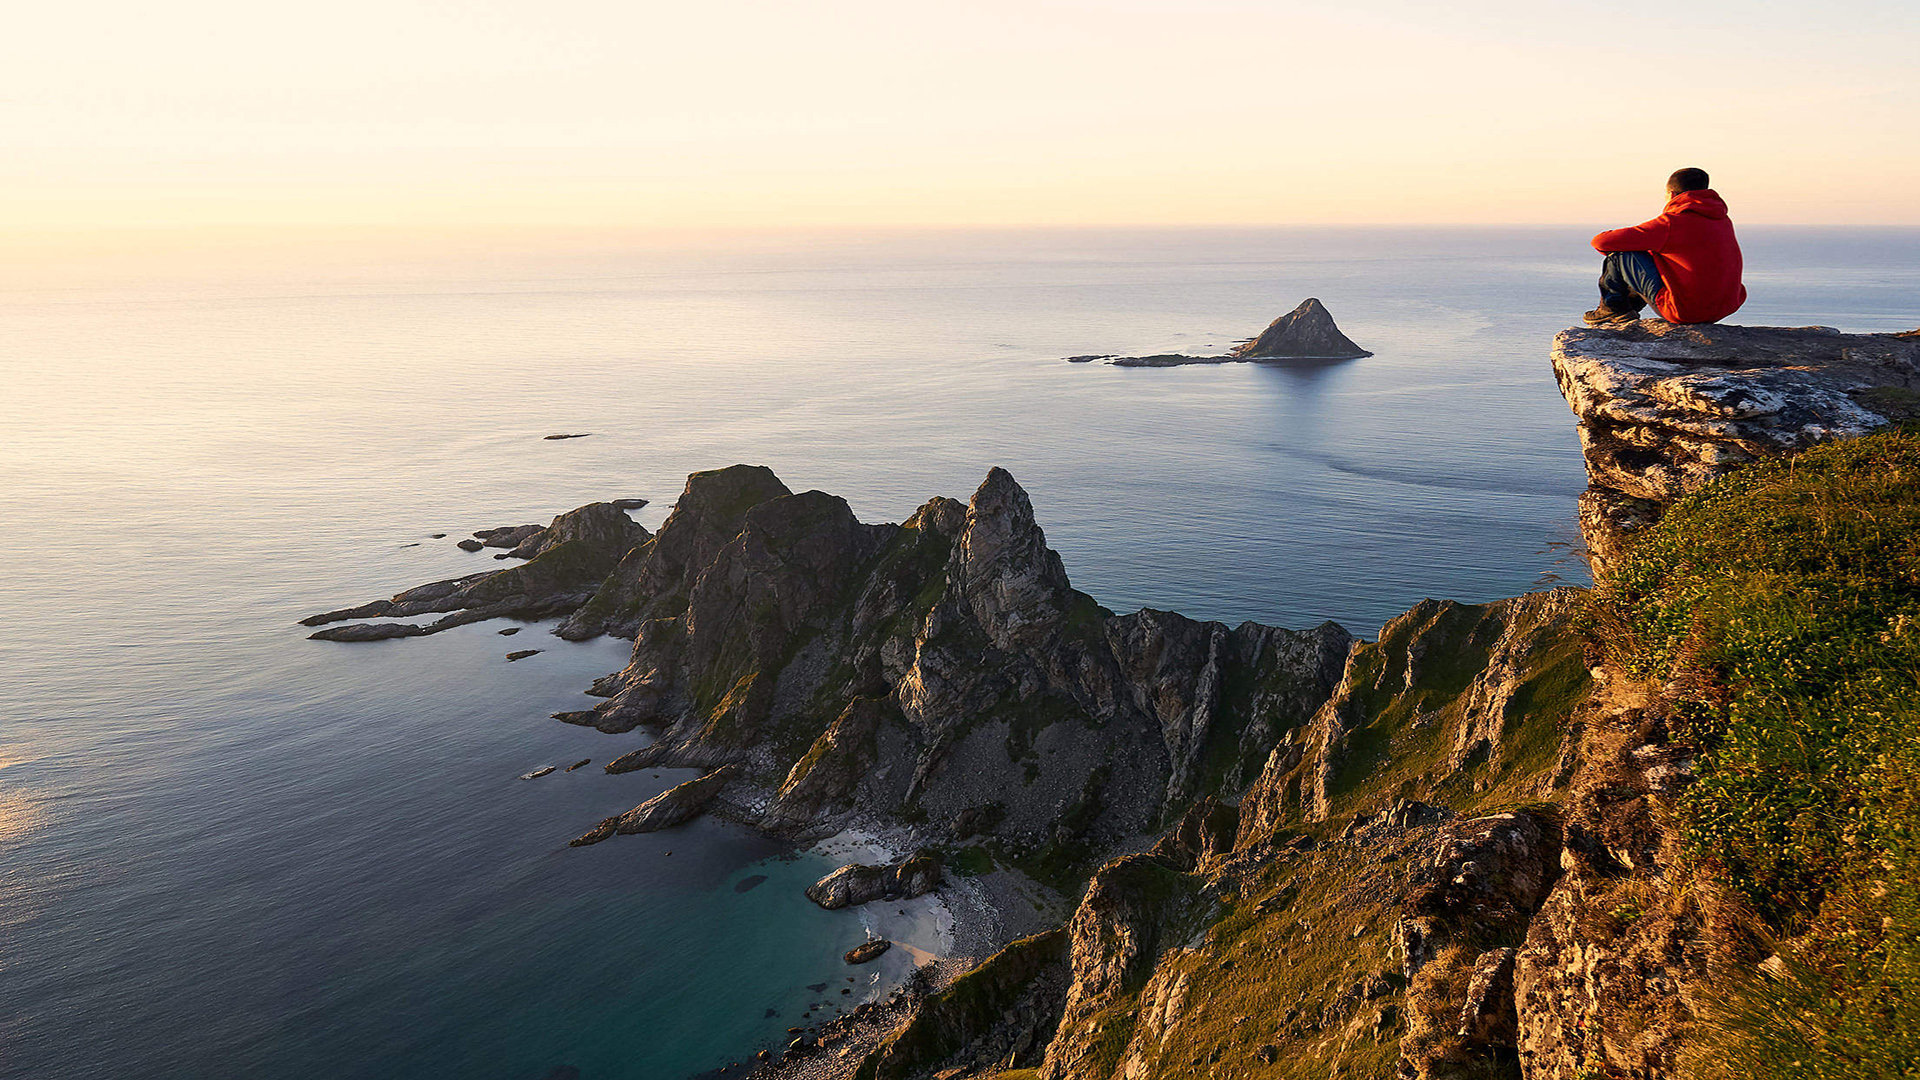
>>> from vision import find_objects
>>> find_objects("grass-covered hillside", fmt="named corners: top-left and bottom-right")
top-left (1604, 430), bottom-right (1920, 1079)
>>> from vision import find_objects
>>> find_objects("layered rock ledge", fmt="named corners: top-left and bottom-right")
top-left (1552, 320), bottom-right (1919, 572)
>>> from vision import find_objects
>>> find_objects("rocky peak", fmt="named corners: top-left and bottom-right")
top-left (555, 464), bottom-right (792, 640)
top-left (516, 500), bottom-right (649, 559)
top-left (1230, 297), bottom-right (1373, 360)
top-left (949, 467), bottom-right (1076, 652)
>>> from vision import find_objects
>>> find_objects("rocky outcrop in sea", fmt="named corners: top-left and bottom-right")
top-left (1069, 297), bottom-right (1371, 367)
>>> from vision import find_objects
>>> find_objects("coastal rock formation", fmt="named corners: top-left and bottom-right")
top-left (852, 930), bottom-right (1070, 1080)
top-left (1552, 320), bottom-right (1919, 573)
top-left (1089, 298), bottom-right (1371, 367)
top-left (823, 581), bottom-right (1596, 1080)
top-left (806, 857), bottom-right (943, 910)
top-left (563, 464), bottom-right (1353, 853)
top-left (1229, 297), bottom-right (1373, 360)
top-left (1237, 588), bottom-right (1588, 842)
top-left (302, 501), bottom-right (649, 641)
top-left (616, 766), bottom-right (737, 833)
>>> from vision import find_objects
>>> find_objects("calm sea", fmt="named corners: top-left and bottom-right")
top-left (2, 226), bottom-right (1914, 1079)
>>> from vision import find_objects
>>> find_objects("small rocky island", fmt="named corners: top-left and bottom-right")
top-left (1070, 297), bottom-right (1372, 367)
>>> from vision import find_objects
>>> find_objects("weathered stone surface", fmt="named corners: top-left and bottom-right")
top-left (1456, 947), bottom-right (1517, 1046)
top-left (805, 855), bottom-right (943, 910)
top-left (611, 765), bottom-right (738, 834)
top-left (845, 939), bottom-right (892, 965)
top-left (855, 929), bottom-right (1070, 1080)
top-left (1552, 321), bottom-right (1919, 572)
top-left (554, 465), bottom-right (793, 641)
top-left (1237, 589), bottom-right (1586, 842)
top-left (1398, 812), bottom-right (1560, 981)
top-left (1040, 855), bottom-right (1198, 1080)
top-left (577, 465), bottom-right (1352, 851)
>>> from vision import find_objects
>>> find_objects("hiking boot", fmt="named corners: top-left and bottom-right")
top-left (1582, 300), bottom-right (1641, 327)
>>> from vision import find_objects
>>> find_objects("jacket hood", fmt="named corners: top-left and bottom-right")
top-left (1666, 189), bottom-right (1729, 219)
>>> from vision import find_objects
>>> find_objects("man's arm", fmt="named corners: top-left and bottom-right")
top-left (1591, 216), bottom-right (1671, 253)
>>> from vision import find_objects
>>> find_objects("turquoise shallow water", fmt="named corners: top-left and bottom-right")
top-left (1, 225), bottom-right (1915, 1079)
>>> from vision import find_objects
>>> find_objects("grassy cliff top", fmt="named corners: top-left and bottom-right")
top-left (1604, 429), bottom-right (1920, 1079)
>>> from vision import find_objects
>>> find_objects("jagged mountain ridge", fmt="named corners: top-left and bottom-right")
top-left (561, 464), bottom-right (1355, 855)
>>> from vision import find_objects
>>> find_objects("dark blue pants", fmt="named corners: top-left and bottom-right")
top-left (1598, 250), bottom-right (1664, 311)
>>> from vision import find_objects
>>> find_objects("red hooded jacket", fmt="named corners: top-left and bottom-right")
top-left (1591, 189), bottom-right (1746, 323)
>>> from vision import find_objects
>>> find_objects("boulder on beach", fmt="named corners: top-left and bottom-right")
top-left (805, 856), bottom-right (943, 909)
top-left (844, 939), bottom-right (891, 965)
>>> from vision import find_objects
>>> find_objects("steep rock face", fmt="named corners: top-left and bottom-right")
top-left (839, 586), bottom-right (1593, 1080)
top-left (1040, 855), bottom-right (1202, 1080)
top-left (853, 930), bottom-right (1072, 1080)
top-left (557, 465), bottom-right (793, 641)
top-left (1551, 321), bottom-right (1919, 573)
top-left (1509, 679), bottom-right (1754, 1080)
top-left (1230, 298), bottom-right (1373, 359)
top-left (570, 465), bottom-right (1353, 853)
top-left (1397, 812), bottom-right (1560, 1079)
top-left (1238, 590), bottom-right (1588, 844)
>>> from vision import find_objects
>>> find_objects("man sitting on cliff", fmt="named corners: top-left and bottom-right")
top-left (1584, 167), bottom-right (1746, 327)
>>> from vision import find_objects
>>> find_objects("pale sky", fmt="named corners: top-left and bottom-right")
top-left (4, 0), bottom-right (1918, 232)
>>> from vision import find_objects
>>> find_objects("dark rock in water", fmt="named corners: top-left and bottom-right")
top-left (506, 649), bottom-right (541, 661)
top-left (1095, 298), bottom-right (1371, 366)
top-left (543, 433), bottom-right (593, 440)
top-left (308, 621), bottom-right (424, 642)
top-left (498, 627), bottom-right (521, 636)
top-left (521, 766), bottom-right (555, 780)
top-left (399, 542), bottom-right (419, 548)
top-left (806, 856), bottom-right (943, 909)
top-left (844, 939), bottom-right (891, 965)
top-left (457, 539), bottom-right (485, 552)
top-left (611, 498), bottom-right (649, 510)
top-left (1230, 298), bottom-right (1372, 359)
top-left (568, 816), bottom-right (620, 847)
top-left (608, 765), bottom-right (738, 835)
top-left (736, 874), bottom-right (769, 893)
top-left (807, 982), bottom-right (828, 992)
top-left (476, 524), bottom-right (546, 550)
top-left (1065, 355), bottom-right (1111, 363)
top-left (493, 553), bottom-right (513, 560)
top-left (430, 533), bottom-right (447, 539)
top-left (565, 758), bottom-right (591, 772)
top-left (304, 502), bottom-right (650, 641)
top-left (764, 1008), bottom-right (779, 1019)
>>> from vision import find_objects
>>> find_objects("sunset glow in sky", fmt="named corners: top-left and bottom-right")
top-left (5, 0), bottom-right (1918, 233)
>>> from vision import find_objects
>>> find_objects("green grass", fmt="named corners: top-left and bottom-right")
top-left (1604, 431), bottom-right (1920, 1078)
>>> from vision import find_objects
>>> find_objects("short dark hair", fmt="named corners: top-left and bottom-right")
top-left (1668, 167), bottom-right (1710, 194)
